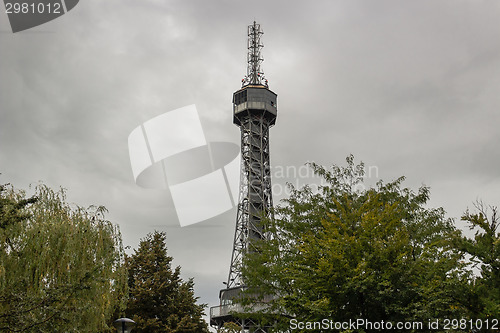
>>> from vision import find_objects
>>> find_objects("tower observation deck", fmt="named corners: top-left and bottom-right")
top-left (210, 21), bottom-right (277, 332)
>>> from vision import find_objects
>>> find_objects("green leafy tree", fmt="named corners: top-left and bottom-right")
top-left (218, 322), bottom-right (242, 333)
top-left (125, 231), bottom-right (209, 333)
top-left (454, 201), bottom-right (500, 318)
top-left (0, 183), bottom-right (128, 332)
top-left (242, 155), bottom-right (471, 332)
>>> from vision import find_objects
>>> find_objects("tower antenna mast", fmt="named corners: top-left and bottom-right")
top-left (243, 21), bottom-right (268, 87)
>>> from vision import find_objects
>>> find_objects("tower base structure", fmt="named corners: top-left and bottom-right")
top-left (210, 286), bottom-right (275, 332)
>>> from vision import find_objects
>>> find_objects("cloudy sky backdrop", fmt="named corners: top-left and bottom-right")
top-left (1, 0), bottom-right (499, 327)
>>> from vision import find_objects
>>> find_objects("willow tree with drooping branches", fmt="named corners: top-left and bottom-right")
top-left (0, 183), bottom-right (128, 332)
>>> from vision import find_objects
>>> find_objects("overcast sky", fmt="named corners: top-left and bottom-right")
top-left (1, 0), bottom-right (499, 328)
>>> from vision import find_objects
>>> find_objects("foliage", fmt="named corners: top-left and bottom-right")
top-left (242, 155), bottom-right (472, 332)
top-left (218, 322), bottom-right (242, 333)
top-left (125, 231), bottom-right (209, 333)
top-left (454, 201), bottom-right (500, 318)
top-left (0, 183), bottom-right (128, 332)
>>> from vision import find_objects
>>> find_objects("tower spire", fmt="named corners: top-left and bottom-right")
top-left (211, 21), bottom-right (278, 332)
top-left (243, 21), bottom-right (268, 87)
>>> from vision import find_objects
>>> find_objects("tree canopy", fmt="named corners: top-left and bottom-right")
top-left (126, 231), bottom-right (209, 333)
top-left (0, 183), bottom-right (211, 332)
top-left (0, 183), bottom-right (128, 332)
top-left (241, 155), bottom-right (496, 332)
top-left (455, 202), bottom-right (500, 319)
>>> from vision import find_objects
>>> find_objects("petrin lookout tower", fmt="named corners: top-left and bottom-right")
top-left (210, 21), bottom-right (277, 332)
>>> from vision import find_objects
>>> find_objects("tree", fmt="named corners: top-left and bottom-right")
top-left (218, 322), bottom-right (242, 333)
top-left (0, 183), bottom-right (128, 332)
top-left (454, 201), bottom-right (500, 318)
top-left (242, 155), bottom-right (471, 332)
top-left (125, 231), bottom-right (209, 333)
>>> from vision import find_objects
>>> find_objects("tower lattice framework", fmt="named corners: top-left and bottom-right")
top-left (210, 21), bottom-right (278, 333)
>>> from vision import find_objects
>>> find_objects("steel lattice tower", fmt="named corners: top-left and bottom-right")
top-left (210, 21), bottom-right (277, 332)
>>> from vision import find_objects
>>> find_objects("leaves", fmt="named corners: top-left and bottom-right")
top-left (242, 156), bottom-right (473, 332)
top-left (125, 231), bottom-right (209, 333)
top-left (455, 202), bottom-right (500, 318)
top-left (0, 184), bottom-right (128, 332)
